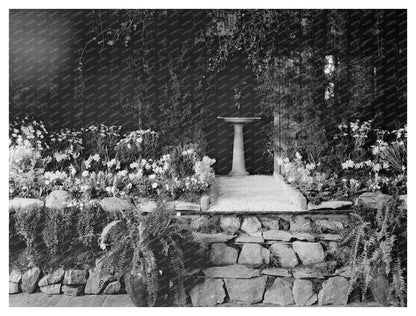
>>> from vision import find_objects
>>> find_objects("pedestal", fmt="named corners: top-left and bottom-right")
top-left (217, 116), bottom-right (261, 177)
top-left (229, 123), bottom-right (249, 176)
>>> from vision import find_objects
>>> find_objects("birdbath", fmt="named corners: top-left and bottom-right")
top-left (217, 116), bottom-right (261, 176)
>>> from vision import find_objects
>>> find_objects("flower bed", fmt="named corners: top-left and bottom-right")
top-left (276, 120), bottom-right (407, 206)
top-left (9, 116), bottom-right (216, 205)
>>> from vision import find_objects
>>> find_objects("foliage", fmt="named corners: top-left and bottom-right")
top-left (13, 206), bottom-right (46, 265)
top-left (100, 204), bottom-right (192, 306)
top-left (339, 197), bottom-right (407, 306)
top-left (277, 121), bottom-right (407, 204)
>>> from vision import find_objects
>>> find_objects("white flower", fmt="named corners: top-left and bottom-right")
top-left (107, 158), bottom-right (116, 168)
top-left (373, 163), bottom-right (381, 172)
top-left (341, 159), bottom-right (355, 169)
top-left (130, 162), bottom-right (139, 169)
top-left (152, 182), bottom-right (158, 189)
top-left (100, 243), bottom-right (107, 250)
top-left (92, 154), bottom-right (100, 161)
top-left (82, 170), bottom-right (89, 177)
top-left (149, 174), bottom-right (156, 180)
top-left (295, 152), bottom-right (302, 160)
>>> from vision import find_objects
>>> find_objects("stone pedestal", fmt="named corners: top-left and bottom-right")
top-left (218, 116), bottom-right (260, 177)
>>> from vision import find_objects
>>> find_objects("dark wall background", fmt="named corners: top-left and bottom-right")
top-left (9, 9), bottom-right (407, 175)
top-left (9, 9), bottom-right (270, 175)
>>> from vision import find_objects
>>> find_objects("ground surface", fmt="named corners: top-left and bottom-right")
top-left (208, 175), bottom-right (305, 213)
top-left (9, 293), bottom-right (380, 307)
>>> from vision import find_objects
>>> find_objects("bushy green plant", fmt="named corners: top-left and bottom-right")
top-left (100, 203), bottom-right (192, 306)
top-left (339, 196), bottom-right (407, 306)
top-left (13, 206), bottom-right (46, 265)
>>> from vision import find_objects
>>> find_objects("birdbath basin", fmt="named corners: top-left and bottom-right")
top-left (218, 116), bottom-right (261, 176)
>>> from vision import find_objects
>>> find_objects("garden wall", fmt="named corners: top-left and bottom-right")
top-left (10, 202), bottom-right (356, 307)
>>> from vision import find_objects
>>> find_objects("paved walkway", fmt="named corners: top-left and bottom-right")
top-left (9, 293), bottom-right (135, 307)
top-left (9, 293), bottom-right (380, 307)
top-left (208, 175), bottom-right (306, 213)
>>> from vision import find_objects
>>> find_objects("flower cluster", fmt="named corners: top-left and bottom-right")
top-left (9, 116), bottom-right (48, 151)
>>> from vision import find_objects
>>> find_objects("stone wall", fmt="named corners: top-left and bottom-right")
top-left (10, 211), bottom-right (354, 307)
top-left (186, 213), bottom-right (352, 306)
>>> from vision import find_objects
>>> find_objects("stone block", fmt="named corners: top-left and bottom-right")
top-left (270, 243), bottom-right (298, 268)
top-left (293, 279), bottom-right (317, 306)
top-left (263, 230), bottom-right (292, 241)
top-left (318, 276), bottom-right (349, 305)
top-left (238, 244), bottom-right (269, 266)
top-left (315, 219), bottom-right (344, 232)
top-left (62, 285), bottom-right (84, 296)
top-left (190, 279), bottom-right (225, 307)
top-left (38, 268), bottom-right (65, 286)
top-left (40, 284), bottom-right (61, 295)
top-left (260, 217), bottom-right (280, 230)
top-left (308, 200), bottom-right (353, 211)
top-left (263, 278), bottom-right (295, 306)
top-left (210, 243), bottom-right (238, 265)
top-left (290, 215), bottom-right (311, 232)
top-left (9, 270), bottom-right (22, 283)
top-left (103, 280), bottom-right (121, 294)
top-left (292, 241), bottom-right (325, 265)
top-left (220, 216), bottom-right (241, 234)
top-left (100, 197), bottom-right (133, 213)
top-left (9, 198), bottom-right (44, 210)
top-left (241, 217), bottom-right (262, 234)
top-left (355, 192), bottom-right (391, 210)
top-left (193, 232), bottom-right (235, 243)
top-left (63, 269), bottom-right (87, 285)
top-left (235, 234), bottom-right (264, 243)
top-left (203, 264), bottom-right (261, 278)
top-left (224, 276), bottom-right (267, 304)
top-left (261, 268), bottom-right (292, 277)
top-left (9, 282), bottom-right (20, 294)
top-left (291, 232), bottom-right (315, 241)
top-left (21, 267), bottom-right (42, 293)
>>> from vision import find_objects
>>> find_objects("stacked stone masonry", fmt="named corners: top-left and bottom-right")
top-left (10, 211), bottom-right (353, 307)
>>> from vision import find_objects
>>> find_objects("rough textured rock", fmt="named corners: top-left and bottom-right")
top-left (200, 194), bottom-right (210, 211)
top-left (9, 270), bottom-right (22, 283)
top-left (220, 216), bottom-right (241, 234)
top-left (238, 244), bottom-right (269, 266)
top-left (290, 215), bottom-right (311, 232)
top-left (355, 192), bottom-right (391, 210)
top-left (38, 268), bottom-right (65, 286)
top-left (98, 220), bottom-right (123, 245)
top-left (261, 268), bottom-right (292, 277)
top-left (100, 197), bottom-right (133, 213)
top-left (45, 190), bottom-right (71, 209)
top-left (319, 234), bottom-right (341, 241)
top-left (315, 219), bottom-right (344, 232)
top-left (63, 269), bottom-right (87, 285)
top-left (263, 230), bottom-right (292, 241)
top-left (241, 217), bottom-right (262, 234)
top-left (263, 278), bottom-right (295, 306)
top-left (21, 267), bottom-right (42, 293)
top-left (9, 282), bottom-right (20, 294)
top-left (103, 281), bottom-right (121, 294)
top-left (293, 279), bottom-right (317, 306)
top-left (40, 284), bottom-right (62, 295)
top-left (84, 267), bottom-right (111, 295)
top-left (308, 200), bottom-right (353, 210)
top-left (9, 198), bottom-right (44, 210)
top-left (224, 276), bottom-right (267, 304)
top-left (270, 243), bottom-right (298, 268)
top-left (190, 279), bottom-right (225, 307)
top-left (210, 243), bottom-right (238, 265)
top-left (62, 285), bottom-right (84, 296)
top-left (135, 198), bottom-right (158, 213)
top-left (260, 217), bottom-right (280, 230)
top-left (193, 232), bottom-right (235, 243)
top-left (318, 276), bottom-right (349, 305)
top-left (235, 234), bottom-right (264, 243)
top-left (203, 264), bottom-right (261, 278)
top-left (292, 269), bottom-right (324, 279)
top-left (291, 232), bottom-right (315, 241)
top-left (292, 241), bottom-right (325, 265)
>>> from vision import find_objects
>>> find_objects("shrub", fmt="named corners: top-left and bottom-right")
top-left (339, 196), bottom-right (407, 306)
top-left (13, 206), bottom-right (46, 266)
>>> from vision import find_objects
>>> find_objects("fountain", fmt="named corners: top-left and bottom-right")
top-left (217, 116), bottom-right (261, 176)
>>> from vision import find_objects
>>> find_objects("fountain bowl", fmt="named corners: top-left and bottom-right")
top-left (217, 116), bottom-right (261, 124)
